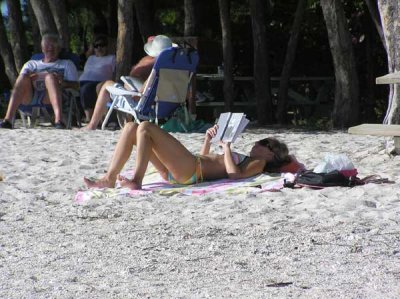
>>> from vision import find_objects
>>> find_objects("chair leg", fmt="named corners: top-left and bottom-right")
top-left (132, 110), bottom-right (141, 124)
top-left (73, 97), bottom-right (82, 128)
top-left (40, 107), bottom-right (53, 125)
top-left (19, 110), bottom-right (27, 128)
top-left (101, 101), bottom-right (117, 130)
top-left (66, 96), bottom-right (74, 129)
top-left (31, 107), bottom-right (41, 127)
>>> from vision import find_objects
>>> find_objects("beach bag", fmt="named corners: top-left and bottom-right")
top-left (289, 153), bottom-right (359, 188)
top-left (294, 170), bottom-right (355, 188)
top-left (284, 170), bottom-right (394, 189)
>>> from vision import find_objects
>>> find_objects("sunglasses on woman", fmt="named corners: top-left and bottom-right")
top-left (258, 138), bottom-right (273, 151)
top-left (94, 43), bottom-right (106, 49)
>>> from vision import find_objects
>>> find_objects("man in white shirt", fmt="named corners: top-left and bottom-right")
top-left (0, 34), bottom-right (79, 129)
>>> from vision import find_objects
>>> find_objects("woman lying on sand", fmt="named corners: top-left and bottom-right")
top-left (84, 121), bottom-right (298, 190)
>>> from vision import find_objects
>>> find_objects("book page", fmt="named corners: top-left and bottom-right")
top-left (222, 113), bottom-right (245, 142)
top-left (211, 112), bottom-right (231, 143)
top-left (232, 117), bottom-right (250, 142)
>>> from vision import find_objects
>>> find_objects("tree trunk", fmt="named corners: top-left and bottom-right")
top-left (134, 0), bottom-right (155, 41)
top-left (364, 13), bottom-right (376, 122)
top-left (6, 0), bottom-right (29, 71)
top-left (116, 0), bottom-right (134, 80)
top-left (47, 0), bottom-right (70, 49)
top-left (184, 0), bottom-right (197, 36)
top-left (321, 0), bottom-right (359, 128)
top-left (0, 8), bottom-right (18, 85)
top-left (30, 0), bottom-right (58, 36)
top-left (27, 1), bottom-right (41, 53)
top-left (276, 0), bottom-right (307, 124)
top-left (377, 0), bottom-right (400, 124)
top-left (249, 0), bottom-right (273, 125)
top-left (218, 0), bottom-right (234, 112)
top-left (364, 0), bottom-right (386, 51)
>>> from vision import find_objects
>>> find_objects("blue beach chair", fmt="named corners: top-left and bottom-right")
top-left (101, 46), bottom-right (199, 129)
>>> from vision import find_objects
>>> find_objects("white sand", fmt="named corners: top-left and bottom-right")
top-left (1, 126), bottom-right (400, 298)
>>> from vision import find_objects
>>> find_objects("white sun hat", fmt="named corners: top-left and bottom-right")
top-left (144, 35), bottom-right (174, 57)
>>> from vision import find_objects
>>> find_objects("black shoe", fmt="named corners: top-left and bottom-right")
top-left (0, 120), bottom-right (12, 129)
top-left (54, 121), bottom-right (66, 129)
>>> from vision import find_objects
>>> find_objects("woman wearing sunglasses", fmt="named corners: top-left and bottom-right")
top-left (84, 121), bottom-right (303, 190)
top-left (79, 35), bottom-right (116, 122)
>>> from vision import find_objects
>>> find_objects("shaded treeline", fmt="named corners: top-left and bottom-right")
top-left (0, 0), bottom-right (398, 126)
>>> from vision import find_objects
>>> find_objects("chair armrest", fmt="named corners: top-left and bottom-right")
top-left (120, 76), bottom-right (139, 91)
top-left (106, 85), bottom-right (141, 96)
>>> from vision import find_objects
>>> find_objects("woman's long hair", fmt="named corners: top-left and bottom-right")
top-left (260, 137), bottom-right (291, 173)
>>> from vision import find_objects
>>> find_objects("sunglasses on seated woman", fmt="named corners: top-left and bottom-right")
top-left (94, 43), bottom-right (106, 49)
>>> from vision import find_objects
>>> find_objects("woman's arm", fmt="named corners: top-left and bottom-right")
top-left (222, 142), bottom-right (265, 180)
top-left (200, 125), bottom-right (218, 155)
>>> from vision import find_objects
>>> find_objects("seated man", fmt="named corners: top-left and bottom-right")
top-left (82, 35), bottom-right (174, 130)
top-left (0, 33), bottom-right (79, 129)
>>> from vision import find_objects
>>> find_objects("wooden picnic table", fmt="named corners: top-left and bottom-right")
top-left (375, 71), bottom-right (400, 84)
top-left (191, 74), bottom-right (334, 119)
top-left (348, 72), bottom-right (400, 154)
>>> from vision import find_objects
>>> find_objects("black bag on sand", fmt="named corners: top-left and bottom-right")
top-left (284, 170), bottom-right (394, 189)
top-left (297, 170), bottom-right (351, 187)
top-left (286, 170), bottom-right (354, 188)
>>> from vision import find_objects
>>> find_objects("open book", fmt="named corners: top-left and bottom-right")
top-left (211, 112), bottom-right (249, 143)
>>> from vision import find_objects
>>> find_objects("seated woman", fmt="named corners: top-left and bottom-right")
top-left (82, 35), bottom-right (173, 130)
top-left (84, 121), bottom-right (299, 190)
top-left (79, 35), bottom-right (116, 122)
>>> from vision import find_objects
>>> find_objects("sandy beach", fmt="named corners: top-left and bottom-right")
top-left (1, 125), bottom-right (399, 298)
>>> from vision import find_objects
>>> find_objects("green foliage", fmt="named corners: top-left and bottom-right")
top-left (292, 115), bottom-right (333, 130)
top-left (157, 8), bottom-right (183, 35)
top-left (159, 9), bottom-right (179, 25)
top-left (230, 0), bottom-right (250, 24)
top-left (68, 7), bottom-right (96, 54)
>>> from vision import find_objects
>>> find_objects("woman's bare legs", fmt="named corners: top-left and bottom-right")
top-left (84, 121), bottom-right (197, 189)
top-left (120, 121), bottom-right (197, 189)
top-left (82, 81), bottom-right (107, 122)
top-left (84, 122), bottom-right (140, 187)
top-left (83, 80), bottom-right (115, 130)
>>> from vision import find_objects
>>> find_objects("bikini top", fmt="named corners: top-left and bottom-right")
top-left (232, 152), bottom-right (249, 166)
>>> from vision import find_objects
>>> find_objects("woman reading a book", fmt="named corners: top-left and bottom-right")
top-left (84, 121), bottom-right (300, 190)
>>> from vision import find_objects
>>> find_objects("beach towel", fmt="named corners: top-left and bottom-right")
top-left (75, 170), bottom-right (284, 205)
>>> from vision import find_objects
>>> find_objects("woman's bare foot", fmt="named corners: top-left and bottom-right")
top-left (84, 176), bottom-right (115, 188)
top-left (118, 174), bottom-right (142, 190)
